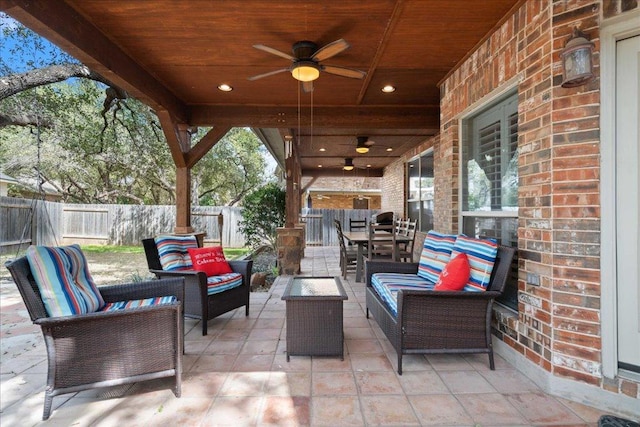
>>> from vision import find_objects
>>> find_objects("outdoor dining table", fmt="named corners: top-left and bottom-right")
top-left (342, 230), bottom-right (413, 282)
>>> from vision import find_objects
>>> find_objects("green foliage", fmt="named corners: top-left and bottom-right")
top-left (0, 15), bottom-right (273, 206)
top-left (238, 183), bottom-right (285, 251)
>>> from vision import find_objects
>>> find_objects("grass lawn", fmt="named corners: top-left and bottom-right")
top-left (80, 245), bottom-right (249, 259)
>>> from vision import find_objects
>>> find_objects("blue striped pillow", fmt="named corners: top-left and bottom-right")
top-left (154, 235), bottom-right (198, 271)
top-left (26, 245), bottom-right (104, 317)
top-left (450, 235), bottom-right (498, 291)
top-left (101, 295), bottom-right (177, 311)
top-left (417, 231), bottom-right (457, 283)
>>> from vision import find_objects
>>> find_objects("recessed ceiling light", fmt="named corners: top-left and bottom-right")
top-left (284, 135), bottom-right (294, 140)
top-left (318, 164), bottom-right (323, 168)
top-left (319, 147), bottom-right (326, 152)
top-left (381, 85), bottom-right (396, 93)
top-left (217, 84), bottom-right (233, 92)
top-left (386, 147), bottom-right (393, 152)
top-left (366, 164), bottom-right (372, 168)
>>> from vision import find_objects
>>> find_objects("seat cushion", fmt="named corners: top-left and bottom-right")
top-left (26, 244), bottom-right (105, 317)
top-left (101, 295), bottom-right (177, 311)
top-left (206, 272), bottom-right (243, 295)
top-left (417, 231), bottom-right (457, 283)
top-left (155, 235), bottom-right (198, 271)
top-left (371, 273), bottom-right (435, 317)
top-left (187, 246), bottom-right (232, 276)
top-left (450, 235), bottom-right (498, 291)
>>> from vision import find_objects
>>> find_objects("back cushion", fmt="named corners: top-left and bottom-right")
top-left (417, 231), bottom-right (457, 283)
top-left (155, 235), bottom-right (198, 271)
top-left (26, 245), bottom-right (104, 317)
top-left (450, 235), bottom-right (498, 291)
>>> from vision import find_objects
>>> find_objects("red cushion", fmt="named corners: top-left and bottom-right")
top-left (434, 253), bottom-right (470, 291)
top-left (187, 246), bottom-right (232, 276)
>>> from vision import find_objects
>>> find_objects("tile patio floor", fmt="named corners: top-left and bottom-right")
top-left (0, 247), bottom-right (627, 426)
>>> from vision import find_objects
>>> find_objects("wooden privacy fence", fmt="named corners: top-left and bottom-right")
top-left (0, 197), bottom-right (377, 254)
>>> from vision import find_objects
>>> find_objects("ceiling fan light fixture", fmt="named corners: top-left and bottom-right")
top-left (356, 136), bottom-right (370, 154)
top-left (343, 158), bottom-right (355, 171)
top-left (291, 62), bottom-right (320, 82)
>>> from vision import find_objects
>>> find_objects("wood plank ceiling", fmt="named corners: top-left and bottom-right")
top-left (2, 0), bottom-right (521, 177)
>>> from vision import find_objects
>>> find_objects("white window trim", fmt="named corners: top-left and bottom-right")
top-left (457, 78), bottom-right (520, 234)
top-left (600, 9), bottom-right (640, 380)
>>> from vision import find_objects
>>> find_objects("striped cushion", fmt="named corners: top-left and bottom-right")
top-left (101, 295), bottom-right (177, 311)
top-left (26, 245), bottom-right (104, 317)
top-left (371, 272), bottom-right (435, 317)
top-left (206, 272), bottom-right (243, 295)
top-left (450, 235), bottom-right (498, 292)
top-left (417, 231), bottom-right (457, 283)
top-left (154, 235), bottom-right (198, 271)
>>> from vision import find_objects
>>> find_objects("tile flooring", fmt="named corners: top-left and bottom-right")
top-left (0, 247), bottom-right (627, 426)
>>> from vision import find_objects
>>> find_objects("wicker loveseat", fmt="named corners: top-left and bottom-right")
top-left (365, 234), bottom-right (516, 375)
top-left (5, 255), bottom-right (183, 420)
top-left (143, 237), bottom-right (252, 336)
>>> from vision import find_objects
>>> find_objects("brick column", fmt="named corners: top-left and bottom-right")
top-left (277, 227), bottom-right (304, 275)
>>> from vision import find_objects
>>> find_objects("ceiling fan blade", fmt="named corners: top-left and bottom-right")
top-left (247, 68), bottom-right (289, 81)
top-left (253, 44), bottom-right (295, 61)
top-left (322, 65), bottom-right (366, 79)
top-left (302, 81), bottom-right (314, 93)
top-left (312, 39), bottom-right (350, 62)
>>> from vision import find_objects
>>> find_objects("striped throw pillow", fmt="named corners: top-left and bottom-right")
top-left (26, 245), bottom-right (105, 317)
top-left (450, 235), bottom-right (498, 292)
top-left (154, 235), bottom-right (198, 271)
top-left (417, 231), bottom-right (457, 283)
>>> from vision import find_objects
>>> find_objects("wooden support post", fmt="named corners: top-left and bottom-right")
top-left (175, 166), bottom-right (193, 234)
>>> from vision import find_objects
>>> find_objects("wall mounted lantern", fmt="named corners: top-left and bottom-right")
top-left (560, 28), bottom-right (594, 88)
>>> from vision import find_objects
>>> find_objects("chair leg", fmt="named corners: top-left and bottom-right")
top-left (202, 320), bottom-right (207, 336)
top-left (397, 353), bottom-right (403, 375)
top-left (245, 303), bottom-right (249, 316)
top-left (488, 351), bottom-right (495, 370)
top-left (42, 391), bottom-right (53, 420)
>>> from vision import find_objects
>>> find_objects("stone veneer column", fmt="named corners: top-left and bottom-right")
top-left (277, 227), bottom-right (304, 275)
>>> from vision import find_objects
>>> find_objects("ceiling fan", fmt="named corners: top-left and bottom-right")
top-left (248, 39), bottom-right (366, 92)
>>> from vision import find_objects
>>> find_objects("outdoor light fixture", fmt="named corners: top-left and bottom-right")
top-left (291, 62), bottom-right (320, 82)
top-left (343, 158), bottom-right (354, 171)
top-left (217, 84), bottom-right (233, 92)
top-left (560, 28), bottom-right (594, 88)
top-left (356, 136), bottom-right (370, 154)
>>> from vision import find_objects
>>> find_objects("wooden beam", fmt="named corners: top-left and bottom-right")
top-left (156, 110), bottom-right (188, 168)
top-left (185, 126), bottom-right (231, 168)
top-left (174, 166), bottom-right (193, 234)
top-left (2, 0), bottom-right (189, 123)
top-left (301, 168), bottom-right (384, 178)
top-left (190, 105), bottom-right (439, 129)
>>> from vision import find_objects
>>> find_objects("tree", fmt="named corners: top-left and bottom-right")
top-left (0, 15), bottom-right (271, 206)
top-left (238, 183), bottom-right (285, 251)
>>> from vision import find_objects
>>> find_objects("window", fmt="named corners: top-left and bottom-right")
top-left (407, 150), bottom-right (434, 232)
top-left (461, 93), bottom-right (519, 310)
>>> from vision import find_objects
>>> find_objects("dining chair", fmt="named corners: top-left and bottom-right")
top-left (367, 223), bottom-right (397, 261)
top-left (334, 219), bottom-right (357, 278)
top-left (398, 218), bottom-right (417, 262)
top-left (349, 218), bottom-right (368, 231)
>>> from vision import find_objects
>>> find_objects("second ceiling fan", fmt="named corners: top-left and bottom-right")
top-left (248, 39), bottom-right (366, 92)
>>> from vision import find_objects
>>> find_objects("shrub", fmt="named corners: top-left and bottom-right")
top-left (238, 183), bottom-right (285, 251)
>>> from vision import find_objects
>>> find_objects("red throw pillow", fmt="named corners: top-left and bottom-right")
top-left (434, 253), bottom-right (470, 291)
top-left (187, 246), bottom-right (232, 276)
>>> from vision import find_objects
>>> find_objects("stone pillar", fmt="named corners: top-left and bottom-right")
top-left (277, 226), bottom-right (304, 275)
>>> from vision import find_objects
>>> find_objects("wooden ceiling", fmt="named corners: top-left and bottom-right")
top-left (2, 0), bottom-right (521, 176)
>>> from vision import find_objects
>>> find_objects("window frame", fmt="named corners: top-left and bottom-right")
top-left (406, 149), bottom-right (434, 233)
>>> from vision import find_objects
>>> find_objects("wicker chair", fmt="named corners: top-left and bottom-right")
top-left (142, 238), bottom-right (252, 336)
top-left (365, 245), bottom-right (516, 374)
top-left (4, 256), bottom-right (184, 420)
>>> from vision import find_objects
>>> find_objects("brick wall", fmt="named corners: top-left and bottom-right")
top-left (383, 0), bottom-right (639, 404)
top-left (308, 194), bottom-right (381, 210)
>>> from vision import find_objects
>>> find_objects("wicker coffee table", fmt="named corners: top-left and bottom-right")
top-left (281, 276), bottom-right (348, 360)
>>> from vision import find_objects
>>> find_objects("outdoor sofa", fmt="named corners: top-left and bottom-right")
top-left (365, 231), bottom-right (516, 374)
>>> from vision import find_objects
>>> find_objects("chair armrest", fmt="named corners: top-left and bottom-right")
top-left (365, 260), bottom-right (419, 286)
top-left (228, 260), bottom-right (253, 286)
top-left (34, 300), bottom-right (181, 328)
top-left (99, 278), bottom-right (185, 303)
